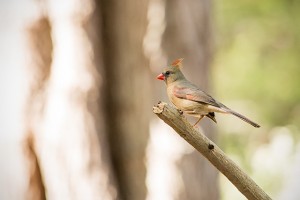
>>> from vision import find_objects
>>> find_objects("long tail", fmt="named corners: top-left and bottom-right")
top-left (227, 109), bottom-right (260, 128)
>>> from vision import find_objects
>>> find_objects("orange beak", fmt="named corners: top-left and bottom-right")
top-left (156, 73), bottom-right (165, 80)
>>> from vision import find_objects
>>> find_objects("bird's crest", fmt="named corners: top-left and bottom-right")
top-left (171, 58), bottom-right (184, 68)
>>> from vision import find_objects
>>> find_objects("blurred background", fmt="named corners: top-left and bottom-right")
top-left (1, 0), bottom-right (300, 199)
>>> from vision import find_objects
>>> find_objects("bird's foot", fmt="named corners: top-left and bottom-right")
top-left (193, 116), bottom-right (204, 127)
top-left (193, 124), bottom-right (200, 129)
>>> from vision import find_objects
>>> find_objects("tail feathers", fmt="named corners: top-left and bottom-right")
top-left (227, 110), bottom-right (260, 128)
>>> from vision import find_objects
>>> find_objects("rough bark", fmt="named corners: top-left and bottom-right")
top-left (97, 0), bottom-right (151, 199)
top-left (153, 102), bottom-right (272, 200)
top-left (162, 0), bottom-right (218, 199)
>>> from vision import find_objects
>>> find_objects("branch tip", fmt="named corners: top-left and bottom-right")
top-left (153, 101), bottom-right (167, 114)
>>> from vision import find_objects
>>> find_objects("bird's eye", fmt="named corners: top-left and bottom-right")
top-left (165, 71), bottom-right (170, 75)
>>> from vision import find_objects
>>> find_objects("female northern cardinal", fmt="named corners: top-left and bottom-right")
top-left (156, 58), bottom-right (260, 128)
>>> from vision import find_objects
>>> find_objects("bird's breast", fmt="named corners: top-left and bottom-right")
top-left (171, 96), bottom-right (210, 116)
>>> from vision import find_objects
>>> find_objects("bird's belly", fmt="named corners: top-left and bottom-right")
top-left (171, 97), bottom-right (210, 116)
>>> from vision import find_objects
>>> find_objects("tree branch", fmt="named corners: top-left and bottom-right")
top-left (153, 102), bottom-right (272, 200)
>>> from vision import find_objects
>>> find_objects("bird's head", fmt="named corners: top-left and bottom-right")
top-left (156, 58), bottom-right (185, 84)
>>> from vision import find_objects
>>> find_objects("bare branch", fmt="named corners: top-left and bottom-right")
top-left (153, 102), bottom-right (272, 200)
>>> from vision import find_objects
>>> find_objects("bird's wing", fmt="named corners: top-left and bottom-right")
top-left (173, 84), bottom-right (221, 108)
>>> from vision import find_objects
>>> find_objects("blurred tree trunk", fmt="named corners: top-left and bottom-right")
top-left (23, 16), bottom-right (50, 200)
top-left (162, 0), bottom-right (219, 199)
top-left (23, 1), bottom-right (118, 199)
top-left (97, 0), bottom-right (151, 200)
top-left (24, 0), bottom-right (151, 199)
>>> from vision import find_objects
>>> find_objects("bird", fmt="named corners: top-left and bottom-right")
top-left (156, 58), bottom-right (260, 128)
